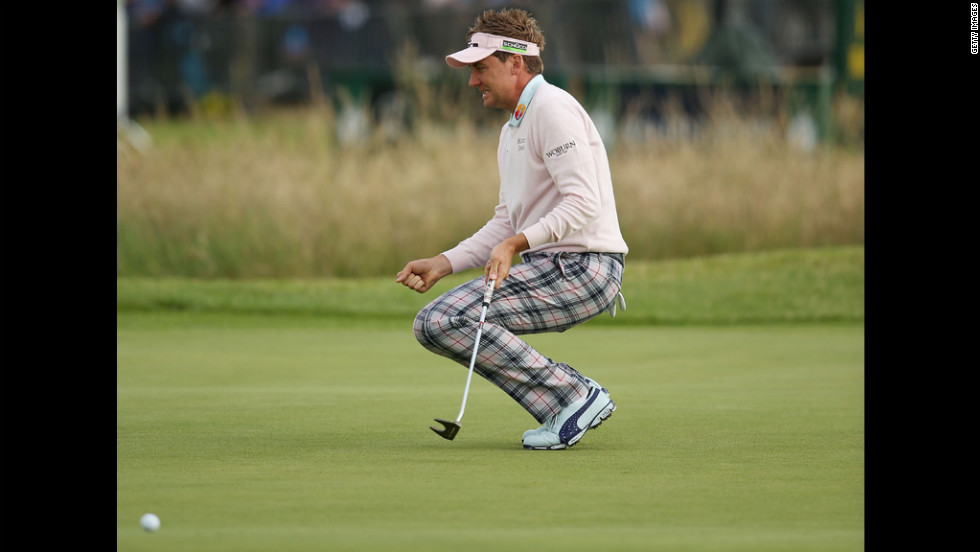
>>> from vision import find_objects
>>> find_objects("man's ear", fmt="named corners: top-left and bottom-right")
top-left (509, 54), bottom-right (524, 74)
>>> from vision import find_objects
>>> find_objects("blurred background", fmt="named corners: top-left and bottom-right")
top-left (117, 0), bottom-right (864, 148)
top-left (116, 0), bottom-right (864, 279)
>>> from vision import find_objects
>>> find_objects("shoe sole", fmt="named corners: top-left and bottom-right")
top-left (523, 397), bottom-right (616, 450)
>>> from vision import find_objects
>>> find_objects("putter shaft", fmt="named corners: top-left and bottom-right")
top-left (430, 279), bottom-right (495, 440)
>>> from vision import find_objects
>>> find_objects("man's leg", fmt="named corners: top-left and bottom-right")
top-left (413, 253), bottom-right (623, 423)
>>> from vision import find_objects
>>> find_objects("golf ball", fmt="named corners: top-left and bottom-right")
top-left (140, 513), bottom-right (161, 532)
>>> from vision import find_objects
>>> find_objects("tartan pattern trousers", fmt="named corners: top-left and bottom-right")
top-left (413, 252), bottom-right (624, 423)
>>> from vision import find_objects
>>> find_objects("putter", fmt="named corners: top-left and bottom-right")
top-left (430, 278), bottom-right (496, 440)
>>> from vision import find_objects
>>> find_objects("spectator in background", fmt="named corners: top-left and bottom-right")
top-left (126, 0), bottom-right (167, 107)
top-left (175, 0), bottom-right (214, 14)
top-left (628, 0), bottom-right (673, 64)
top-left (126, 0), bottom-right (185, 114)
top-left (694, 0), bottom-right (778, 80)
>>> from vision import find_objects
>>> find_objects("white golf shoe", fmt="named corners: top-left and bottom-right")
top-left (522, 378), bottom-right (609, 439)
top-left (522, 385), bottom-right (616, 450)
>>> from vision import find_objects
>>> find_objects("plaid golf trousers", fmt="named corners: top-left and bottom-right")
top-left (413, 252), bottom-right (624, 423)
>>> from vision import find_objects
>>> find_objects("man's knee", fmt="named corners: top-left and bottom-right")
top-left (413, 306), bottom-right (434, 347)
top-left (415, 304), bottom-right (455, 352)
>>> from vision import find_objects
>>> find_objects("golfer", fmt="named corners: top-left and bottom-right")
top-left (396, 7), bottom-right (628, 450)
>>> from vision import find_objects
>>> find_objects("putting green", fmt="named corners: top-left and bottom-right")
top-left (118, 317), bottom-right (863, 551)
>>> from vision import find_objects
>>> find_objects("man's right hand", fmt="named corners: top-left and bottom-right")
top-left (396, 255), bottom-right (453, 293)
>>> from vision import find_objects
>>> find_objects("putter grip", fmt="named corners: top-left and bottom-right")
top-left (483, 279), bottom-right (495, 305)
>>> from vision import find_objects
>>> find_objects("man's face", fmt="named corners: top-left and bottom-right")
top-left (467, 55), bottom-right (519, 112)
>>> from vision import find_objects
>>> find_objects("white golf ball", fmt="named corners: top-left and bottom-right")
top-left (140, 513), bottom-right (161, 532)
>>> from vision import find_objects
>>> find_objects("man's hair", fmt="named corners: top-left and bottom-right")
top-left (466, 8), bottom-right (545, 74)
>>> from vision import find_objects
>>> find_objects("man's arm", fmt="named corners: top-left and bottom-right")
top-left (486, 233), bottom-right (529, 289)
top-left (396, 254), bottom-right (454, 293)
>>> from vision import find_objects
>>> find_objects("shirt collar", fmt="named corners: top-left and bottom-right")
top-left (509, 74), bottom-right (545, 127)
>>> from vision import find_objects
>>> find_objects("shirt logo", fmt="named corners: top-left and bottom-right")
top-left (545, 141), bottom-right (577, 158)
top-left (514, 103), bottom-right (527, 120)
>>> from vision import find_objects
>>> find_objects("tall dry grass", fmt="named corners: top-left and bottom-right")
top-left (117, 93), bottom-right (863, 279)
top-left (616, 91), bottom-right (864, 258)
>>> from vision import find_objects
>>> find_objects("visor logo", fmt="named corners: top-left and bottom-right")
top-left (502, 40), bottom-right (528, 53)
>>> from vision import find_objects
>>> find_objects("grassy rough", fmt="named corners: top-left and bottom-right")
top-left (117, 107), bottom-right (863, 278)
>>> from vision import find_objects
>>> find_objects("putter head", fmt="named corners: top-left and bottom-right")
top-left (430, 418), bottom-right (461, 440)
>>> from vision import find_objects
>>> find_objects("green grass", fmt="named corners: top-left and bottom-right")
top-left (117, 246), bottom-right (864, 326)
top-left (117, 247), bottom-right (864, 551)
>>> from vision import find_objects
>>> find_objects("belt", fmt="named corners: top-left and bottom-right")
top-left (521, 251), bottom-right (625, 266)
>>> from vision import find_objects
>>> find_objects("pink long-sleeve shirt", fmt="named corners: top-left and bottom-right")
top-left (442, 76), bottom-right (629, 273)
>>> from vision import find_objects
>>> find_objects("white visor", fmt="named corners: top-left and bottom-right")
top-left (445, 32), bottom-right (541, 68)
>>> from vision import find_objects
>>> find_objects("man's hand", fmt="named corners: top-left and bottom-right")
top-left (396, 255), bottom-right (453, 293)
top-left (485, 234), bottom-right (529, 289)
